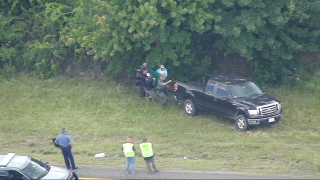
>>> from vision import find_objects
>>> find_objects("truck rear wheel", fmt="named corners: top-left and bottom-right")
top-left (235, 114), bottom-right (250, 131)
top-left (184, 99), bottom-right (197, 116)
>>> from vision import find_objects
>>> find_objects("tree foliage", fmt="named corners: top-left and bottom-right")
top-left (0, 0), bottom-right (319, 84)
top-left (214, 0), bottom-right (320, 84)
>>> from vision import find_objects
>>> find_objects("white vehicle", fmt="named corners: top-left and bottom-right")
top-left (0, 153), bottom-right (78, 180)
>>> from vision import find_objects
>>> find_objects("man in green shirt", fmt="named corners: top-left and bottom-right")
top-left (138, 61), bottom-right (160, 88)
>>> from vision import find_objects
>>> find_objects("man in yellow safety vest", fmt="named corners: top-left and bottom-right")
top-left (139, 137), bottom-right (159, 174)
top-left (121, 138), bottom-right (136, 175)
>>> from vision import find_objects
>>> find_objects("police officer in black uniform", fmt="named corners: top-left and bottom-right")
top-left (135, 66), bottom-right (147, 97)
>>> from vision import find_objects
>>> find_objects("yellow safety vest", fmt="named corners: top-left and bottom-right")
top-left (123, 143), bottom-right (135, 157)
top-left (140, 142), bottom-right (153, 158)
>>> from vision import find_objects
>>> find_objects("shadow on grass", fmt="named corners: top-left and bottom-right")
top-left (196, 110), bottom-right (279, 132)
top-left (195, 111), bottom-right (234, 125)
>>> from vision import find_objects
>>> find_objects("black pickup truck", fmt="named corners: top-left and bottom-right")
top-left (173, 75), bottom-right (282, 131)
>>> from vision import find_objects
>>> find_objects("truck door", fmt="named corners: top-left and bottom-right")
top-left (203, 81), bottom-right (218, 111)
top-left (213, 84), bottom-right (235, 118)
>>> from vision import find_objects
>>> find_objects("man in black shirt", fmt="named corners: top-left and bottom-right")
top-left (144, 73), bottom-right (156, 102)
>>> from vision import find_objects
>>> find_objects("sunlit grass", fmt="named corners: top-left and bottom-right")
top-left (0, 76), bottom-right (319, 177)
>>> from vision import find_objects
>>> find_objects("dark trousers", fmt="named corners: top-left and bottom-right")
top-left (156, 90), bottom-right (168, 105)
top-left (60, 146), bottom-right (76, 169)
top-left (144, 156), bottom-right (158, 172)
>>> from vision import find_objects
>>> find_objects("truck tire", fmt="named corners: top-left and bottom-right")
top-left (72, 172), bottom-right (79, 180)
top-left (184, 99), bottom-right (197, 116)
top-left (235, 114), bottom-right (250, 131)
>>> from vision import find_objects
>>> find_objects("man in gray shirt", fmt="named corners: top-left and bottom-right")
top-left (155, 74), bottom-right (172, 106)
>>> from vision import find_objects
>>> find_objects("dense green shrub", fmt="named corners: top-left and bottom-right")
top-left (0, 0), bottom-right (319, 84)
top-left (0, 64), bottom-right (16, 79)
top-left (63, 0), bottom-right (320, 84)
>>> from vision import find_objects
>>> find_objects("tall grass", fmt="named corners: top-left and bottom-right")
top-left (0, 76), bottom-right (319, 177)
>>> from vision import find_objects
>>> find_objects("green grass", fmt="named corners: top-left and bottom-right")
top-left (0, 76), bottom-right (320, 177)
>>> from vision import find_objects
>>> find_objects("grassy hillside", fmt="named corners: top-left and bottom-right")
top-left (0, 76), bottom-right (319, 177)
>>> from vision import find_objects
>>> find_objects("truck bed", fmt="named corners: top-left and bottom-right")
top-left (175, 81), bottom-right (203, 91)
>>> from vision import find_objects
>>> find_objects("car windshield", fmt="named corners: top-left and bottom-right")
top-left (229, 82), bottom-right (263, 98)
top-left (21, 158), bottom-right (49, 179)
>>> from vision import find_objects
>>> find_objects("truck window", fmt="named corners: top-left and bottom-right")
top-left (206, 82), bottom-right (216, 94)
top-left (229, 82), bottom-right (263, 98)
top-left (216, 85), bottom-right (229, 98)
top-left (0, 170), bottom-right (10, 179)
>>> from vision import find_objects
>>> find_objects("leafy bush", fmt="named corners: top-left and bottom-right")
top-left (0, 64), bottom-right (16, 79)
top-left (0, 0), bottom-right (319, 84)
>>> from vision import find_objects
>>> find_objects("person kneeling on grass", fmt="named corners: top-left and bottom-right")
top-left (144, 73), bottom-right (157, 102)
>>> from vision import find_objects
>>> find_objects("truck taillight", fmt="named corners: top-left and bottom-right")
top-left (174, 84), bottom-right (178, 91)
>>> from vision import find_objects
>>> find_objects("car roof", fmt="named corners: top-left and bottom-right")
top-left (0, 154), bottom-right (30, 170)
top-left (209, 75), bottom-right (250, 85)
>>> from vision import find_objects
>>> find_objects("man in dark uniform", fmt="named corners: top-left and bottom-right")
top-left (55, 128), bottom-right (78, 170)
top-left (140, 61), bottom-right (148, 70)
top-left (137, 61), bottom-right (160, 87)
top-left (144, 73), bottom-right (157, 102)
top-left (135, 66), bottom-right (147, 97)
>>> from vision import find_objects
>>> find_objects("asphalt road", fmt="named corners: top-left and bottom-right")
top-left (72, 167), bottom-right (312, 179)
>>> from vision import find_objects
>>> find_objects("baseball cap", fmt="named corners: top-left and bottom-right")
top-left (61, 128), bottom-right (67, 133)
top-left (160, 65), bottom-right (164, 68)
top-left (142, 137), bottom-right (148, 141)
